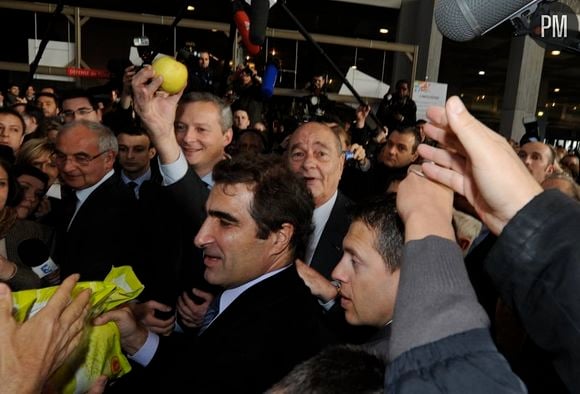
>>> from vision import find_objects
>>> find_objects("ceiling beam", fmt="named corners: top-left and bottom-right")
top-left (331, 0), bottom-right (401, 9)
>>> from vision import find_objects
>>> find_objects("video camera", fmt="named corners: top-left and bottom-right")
top-left (131, 36), bottom-right (157, 66)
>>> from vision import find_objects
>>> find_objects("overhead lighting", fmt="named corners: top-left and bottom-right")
top-left (271, 49), bottom-right (276, 56)
top-left (187, 5), bottom-right (195, 11)
top-left (478, 70), bottom-right (485, 76)
top-left (551, 50), bottom-right (561, 56)
top-left (379, 28), bottom-right (389, 34)
top-left (351, 65), bottom-right (357, 69)
top-left (554, 88), bottom-right (560, 92)
top-left (537, 111), bottom-right (544, 117)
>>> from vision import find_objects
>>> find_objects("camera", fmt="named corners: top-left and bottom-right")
top-left (131, 35), bottom-right (157, 66)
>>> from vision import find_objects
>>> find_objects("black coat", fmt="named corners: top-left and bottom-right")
top-left (146, 265), bottom-right (331, 393)
top-left (57, 173), bottom-right (147, 281)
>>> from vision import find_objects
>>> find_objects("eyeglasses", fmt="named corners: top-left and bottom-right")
top-left (54, 150), bottom-right (109, 166)
top-left (61, 107), bottom-right (95, 119)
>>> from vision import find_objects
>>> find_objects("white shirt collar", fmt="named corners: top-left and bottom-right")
top-left (305, 190), bottom-right (338, 264)
top-left (75, 169), bottom-right (115, 204)
top-left (121, 167), bottom-right (151, 187)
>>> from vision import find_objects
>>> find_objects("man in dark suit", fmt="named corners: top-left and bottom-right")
top-left (286, 121), bottom-right (349, 279)
top-left (54, 120), bottom-right (146, 281)
top-left (115, 126), bottom-right (184, 334)
top-left (95, 154), bottom-right (331, 393)
top-left (130, 65), bottom-right (234, 331)
top-left (286, 121), bottom-right (374, 344)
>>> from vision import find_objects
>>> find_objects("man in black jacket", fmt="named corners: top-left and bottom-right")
top-left (95, 154), bottom-right (331, 393)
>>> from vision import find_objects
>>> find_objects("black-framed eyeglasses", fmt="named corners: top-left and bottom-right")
top-left (61, 108), bottom-right (95, 118)
top-left (54, 150), bottom-right (109, 166)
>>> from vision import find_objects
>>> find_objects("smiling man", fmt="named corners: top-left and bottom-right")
top-left (95, 154), bottom-right (330, 393)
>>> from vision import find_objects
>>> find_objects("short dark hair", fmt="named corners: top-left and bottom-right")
top-left (36, 92), bottom-right (60, 107)
top-left (117, 126), bottom-right (153, 149)
top-left (395, 79), bottom-right (410, 89)
top-left (267, 344), bottom-right (385, 394)
top-left (0, 108), bottom-right (26, 134)
top-left (60, 88), bottom-right (99, 109)
top-left (212, 154), bottom-right (314, 260)
top-left (392, 126), bottom-right (421, 153)
top-left (349, 193), bottom-right (404, 272)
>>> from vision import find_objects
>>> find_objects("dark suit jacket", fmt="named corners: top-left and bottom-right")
top-left (165, 167), bottom-right (221, 301)
top-left (128, 177), bottom-right (183, 308)
top-left (310, 191), bottom-right (352, 280)
top-left (56, 173), bottom-right (147, 281)
top-left (142, 265), bottom-right (332, 393)
top-left (309, 192), bottom-right (376, 344)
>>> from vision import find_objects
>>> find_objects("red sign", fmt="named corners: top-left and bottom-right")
top-left (66, 67), bottom-right (110, 79)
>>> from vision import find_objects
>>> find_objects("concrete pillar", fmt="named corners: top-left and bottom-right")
top-left (499, 35), bottom-right (545, 142)
top-left (392, 0), bottom-right (443, 84)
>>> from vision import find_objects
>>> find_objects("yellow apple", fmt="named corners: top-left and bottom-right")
top-left (151, 56), bottom-right (188, 94)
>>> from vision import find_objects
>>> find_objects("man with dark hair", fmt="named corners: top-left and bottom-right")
top-left (60, 88), bottom-right (102, 124)
top-left (131, 66), bottom-right (234, 332)
top-left (95, 154), bottom-right (330, 393)
top-left (267, 344), bottom-right (385, 394)
top-left (332, 194), bottom-right (404, 355)
top-left (35, 92), bottom-right (60, 119)
top-left (366, 126), bottom-right (421, 195)
top-left (377, 79), bottom-right (417, 132)
top-left (187, 50), bottom-right (221, 95)
top-left (517, 140), bottom-right (556, 184)
top-left (116, 127), bottom-right (157, 199)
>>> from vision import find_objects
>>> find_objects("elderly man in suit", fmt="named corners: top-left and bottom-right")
top-left (286, 121), bottom-right (348, 280)
top-left (286, 121), bottom-right (373, 343)
top-left (54, 120), bottom-right (146, 281)
top-left (95, 154), bottom-right (330, 393)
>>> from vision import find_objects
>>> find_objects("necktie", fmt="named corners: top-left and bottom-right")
top-left (198, 293), bottom-right (221, 336)
top-left (127, 181), bottom-right (138, 198)
top-left (64, 191), bottom-right (78, 231)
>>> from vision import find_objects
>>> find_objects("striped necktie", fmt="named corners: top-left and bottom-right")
top-left (198, 293), bottom-right (221, 335)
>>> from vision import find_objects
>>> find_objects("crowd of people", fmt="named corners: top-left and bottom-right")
top-left (0, 53), bottom-right (579, 394)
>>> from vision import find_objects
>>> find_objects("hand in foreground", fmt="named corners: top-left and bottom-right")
top-left (94, 305), bottom-right (148, 356)
top-left (177, 288), bottom-right (212, 328)
top-left (397, 165), bottom-right (455, 242)
top-left (128, 300), bottom-right (175, 336)
top-left (0, 274), bottom-right (91, 394)
top-left (295, 259), bottom-right (338, 303)
top-left (418, 96), bottom-right (542, 235)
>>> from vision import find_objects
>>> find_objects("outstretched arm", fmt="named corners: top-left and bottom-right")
top-left (0, 274), bottom-right (91, 394)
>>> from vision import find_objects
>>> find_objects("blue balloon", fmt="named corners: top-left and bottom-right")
top-left (261, 62), bottom-right (278, 99)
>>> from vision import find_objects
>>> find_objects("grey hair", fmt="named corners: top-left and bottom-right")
top-left (60, 120), bottom-right (118, 154)
top-left (179, 91), bottom-right (233, 132)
